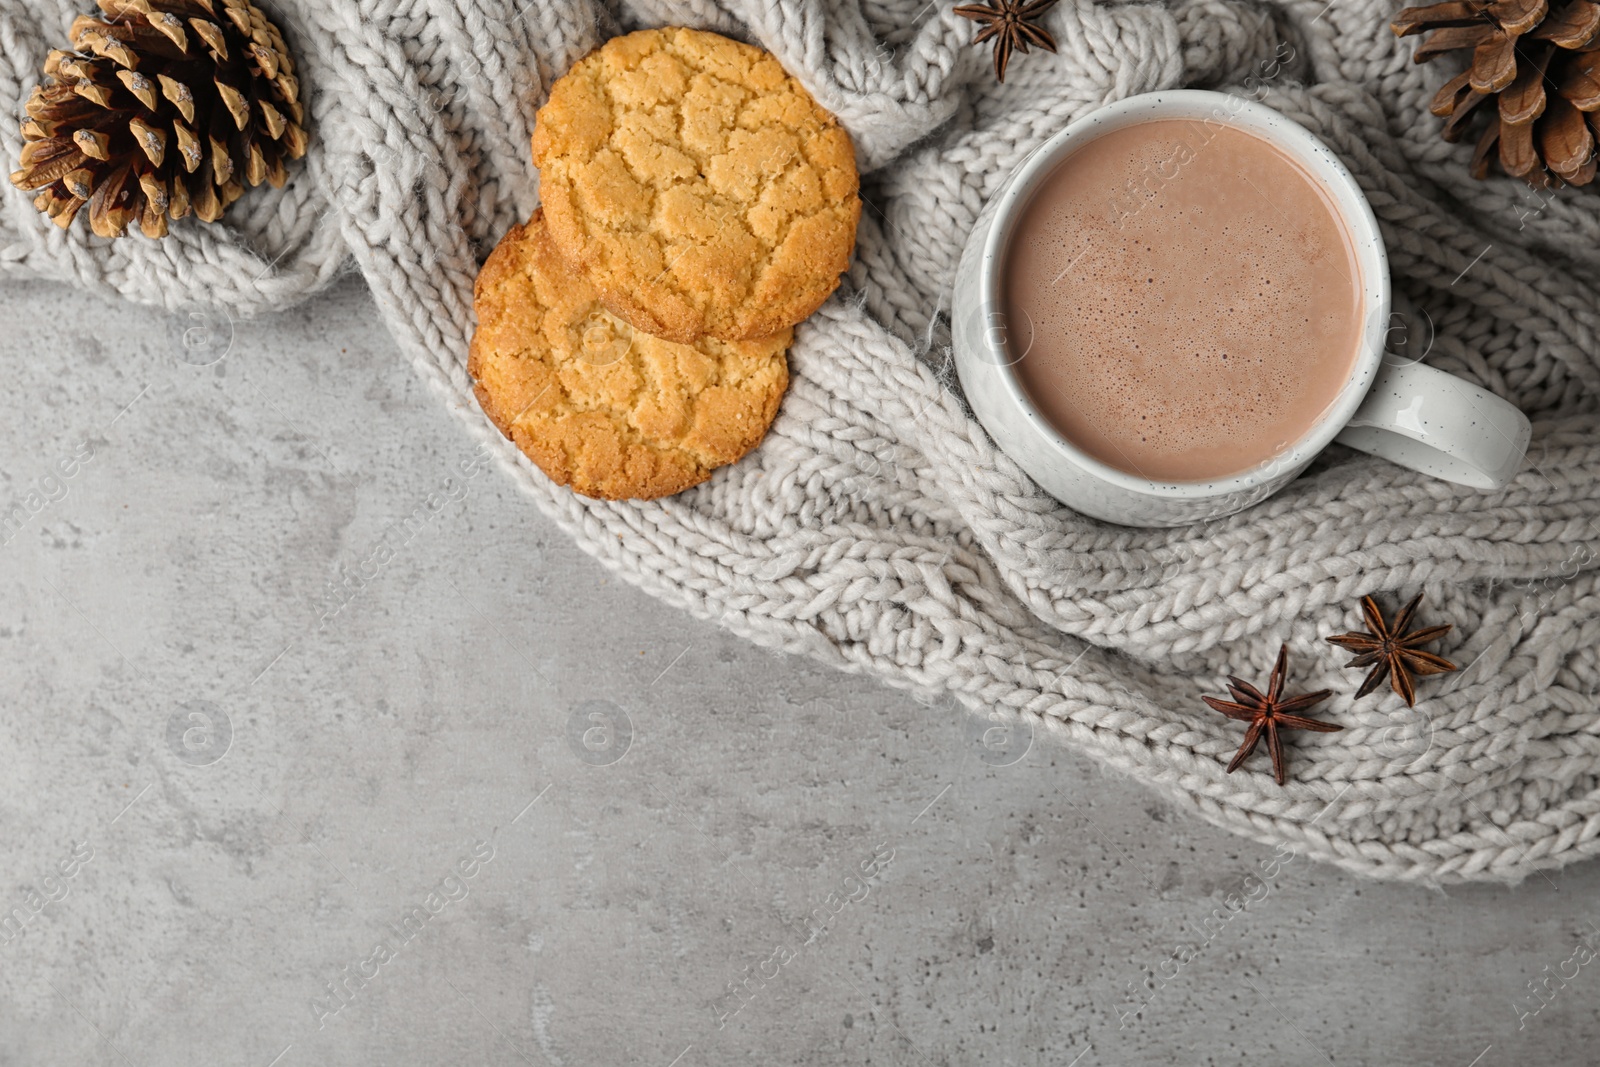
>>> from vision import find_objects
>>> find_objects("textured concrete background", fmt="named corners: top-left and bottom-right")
top-left (0, 275), bottom-right (1595, 1066)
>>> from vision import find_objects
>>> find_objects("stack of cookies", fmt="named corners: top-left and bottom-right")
top-left (469, 27), bottom-right (862, 500)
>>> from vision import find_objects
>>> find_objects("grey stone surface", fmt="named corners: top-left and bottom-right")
top-left (0, 275), bottom-right (1595, 1066)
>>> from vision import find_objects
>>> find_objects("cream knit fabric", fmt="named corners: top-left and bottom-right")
top-left (3, 0), bottom-right (1598, 884)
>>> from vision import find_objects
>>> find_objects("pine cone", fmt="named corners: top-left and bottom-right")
top-left (9, 0), bottom-right (307, 238)
top-left (1393, 0), bottom-right (1600, 187)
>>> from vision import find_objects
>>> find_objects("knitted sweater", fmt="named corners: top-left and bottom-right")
top-left (4, 0), bottom-right (1598, 883)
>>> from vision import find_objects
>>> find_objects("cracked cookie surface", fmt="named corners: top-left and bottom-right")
top-left (531, 27), bottom-right (860, 343)
top-left (469, 213), bottom-right (791, 500)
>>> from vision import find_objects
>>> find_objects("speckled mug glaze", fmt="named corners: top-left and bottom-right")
top-left (952, 90), bottom-right (1532, 528)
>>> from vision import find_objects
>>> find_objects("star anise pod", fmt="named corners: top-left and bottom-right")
top-left (1327, 592), bottom-right (1459, 707)
top-left (953, 0), bottom-right (1059, 83)
top-left (1203, 644), bottom-right (1341, 786)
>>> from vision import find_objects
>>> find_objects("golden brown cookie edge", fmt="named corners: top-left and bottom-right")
top-left (531, 25), bottom-right (862, 344)
top-left (468, 211), bottom-right (792, 501)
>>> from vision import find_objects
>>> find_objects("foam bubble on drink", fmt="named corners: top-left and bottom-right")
top-left (1002, 119), bottom-right (1362, 483)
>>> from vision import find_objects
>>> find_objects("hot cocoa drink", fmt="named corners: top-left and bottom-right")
top-left (1001, 118), bottom-right (1363, 483)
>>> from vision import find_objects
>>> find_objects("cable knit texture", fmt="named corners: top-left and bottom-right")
top-left (4, 0), bottom-right (1598, 884)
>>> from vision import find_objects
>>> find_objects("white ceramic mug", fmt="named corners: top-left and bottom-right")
top-left (952, 90), bottom-right (1532, 528)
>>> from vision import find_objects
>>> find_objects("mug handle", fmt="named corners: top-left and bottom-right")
top-left (1333, 360), bottom-right (1531, 490)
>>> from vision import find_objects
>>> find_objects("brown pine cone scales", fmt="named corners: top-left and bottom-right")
top-left (9, 0), bottom-right (307, 238)
top-left (1393, 0), bottom-right (1600, 186)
